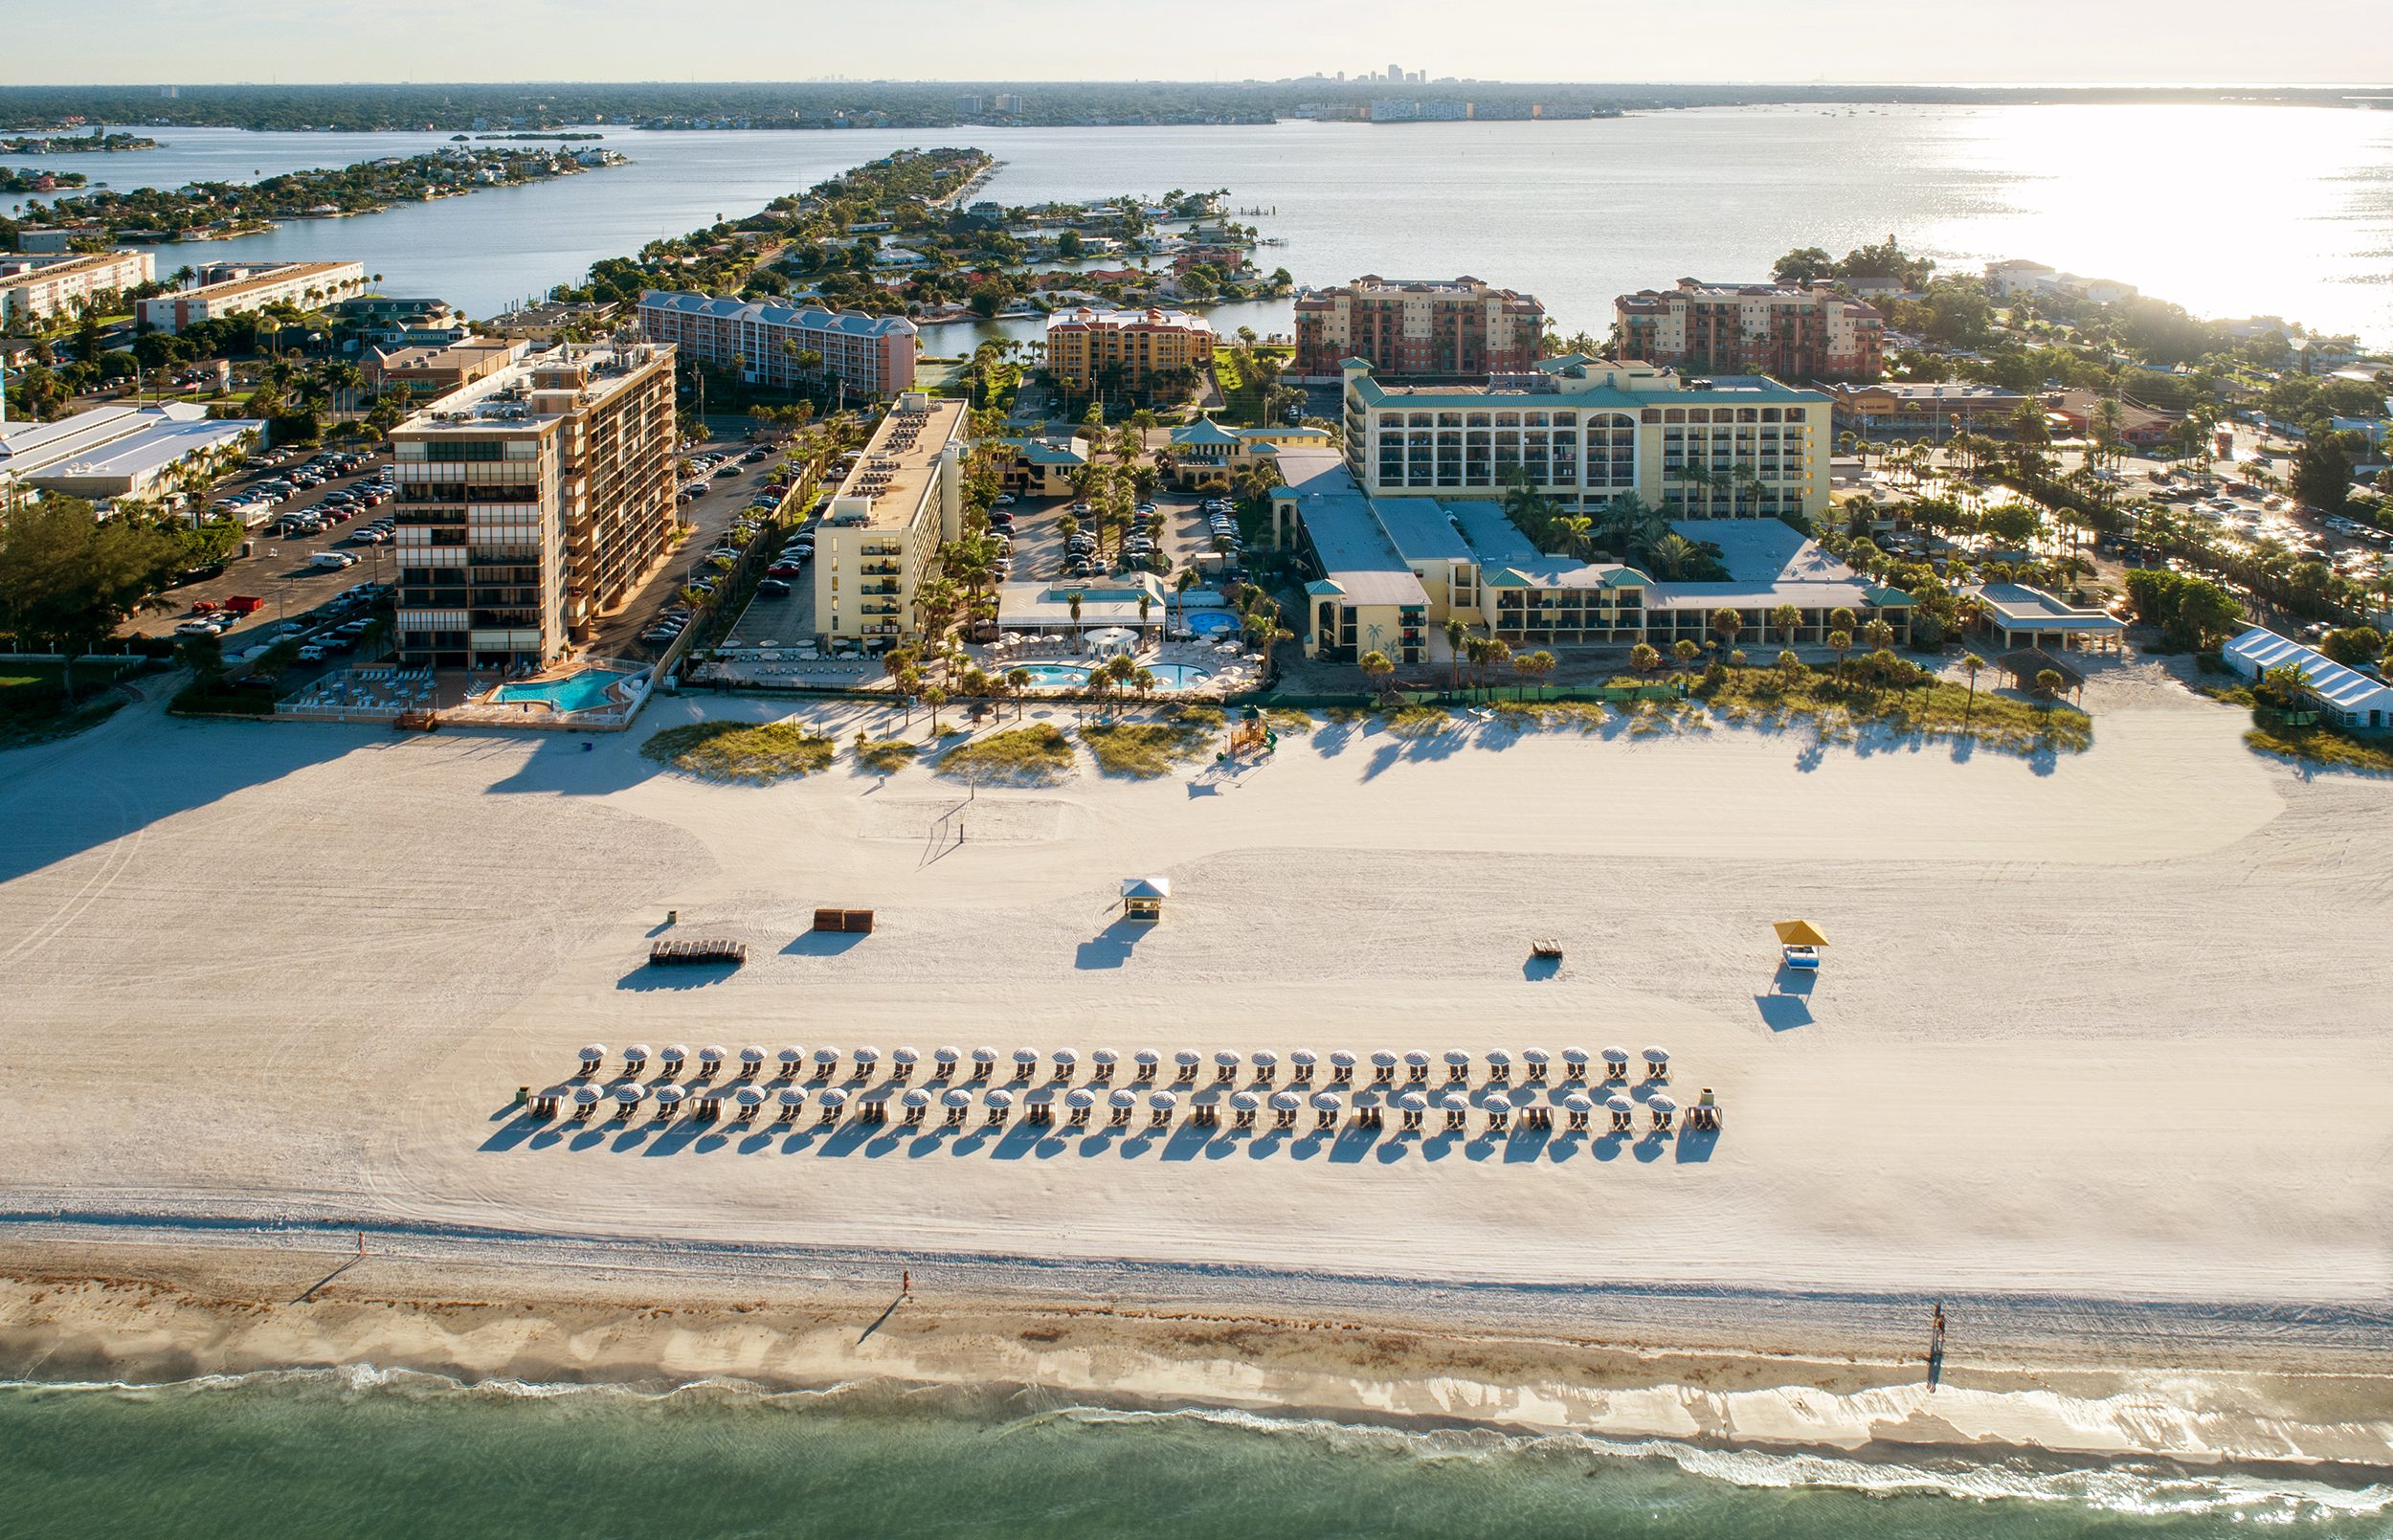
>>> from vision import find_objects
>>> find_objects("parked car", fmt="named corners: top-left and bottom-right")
top-left (310, 551), bottom-right (359, 570)
top-left (756, 579), bottom-right (793, 596)
top-left (766, 563), bottom-right (802, 578)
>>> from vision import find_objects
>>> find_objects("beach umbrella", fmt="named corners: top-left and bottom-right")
top-left (1402, 1051), bottom-right (1428, 1067)
top-left (1092, 1048), bottom-right (1119, 1067)
top-left (700, 1044), bottom-right (727, 1065)
top-left (1773, 920), bottom-right (1828, 948)
top-left (1213, 1050), bottom-right (1240, 1067)
top-left (1013, 1047), bottom-right (1040, 1067)
top-left (1109, 1089), bottom-right (1139, 1107)
top-left (1174, 1050), bottom-right (1201, 1068)
top-left (893, 1046), bottom-right (920, 1065)
top-left (1053, 1048), bottom-right (1079, 1066)
top-left (1065, 1088), bottom-right (1096, 1108)
top-left (1648, 1094), bottom-right (1678, 1115)
top-left (1134, 1049), bottom-right (1161, 1069)
top-left (1331, 1051), bottom-right (1356, 1069)
top-left (1606, 1095), bottom-right (1635, 1114)
top-left (654, 1084), bottom-right (687, 1108)
top-left (972, 1046), bottom-right (999, 1066)
top-left (739, 1045), bottom-right (766, 1069)
top-left (613, 1083), bottom-right (644, 1106)
top-left (1561, 1047), bottom-right (1589, 1067)
top-left (1563, 1092), bottom-right (1594, 1112)
top-left (777, 1087), bottom-right (807, 1107)
top-left (1643, 1046), bottom-right (1669, 1073)
top-left (1601, 1047), bottom-right (1631, 1075)
top-left (1149, 1091), bottom-right (1178, 1109)
top-left (1290, 1049), bottom-right (1316, 1068)
top-left (818, 1087), bottom-right (850, 1108)
top-left (986, 1088), bottom-right (1015, 1108)
top-left (777, 1047), bottom-right (806, 1071)
top-left (1443, 1049), bottom-right (1470, 1068)
top-left (625, 1043), bottom-right (654, 1065)
top-left (1439, 1092), bottom-right (1468, 1110)
top-left (855, 1046), bottom-right (882, 1067)
top-left (1398, 1092), bottom-right (1428, 1110)
top-left (662, 1043), bottom-right (689, 1065)
top-left (578, 1043), bottom-right (606, 1069)
top-left (815, 1047), bottom-right (841, 1067)
top-left (572, 1084), bottom-right (602, 1105)
top-left (1487, 1050), bottom-right (1512, 1068)
top-left (1309, 1092), bottom-right (1341, 1111)
top-left (934, 1046), bottom-right (962, 1068)
top-left (1270, 1090), bottom-right (1302, 1110)
top-left (903, 1088), bottom-right (931, 1107)
top-left (942, 1089), bottom-right (974, 1107)
top-left (1252, 1050), bottom-right (1279, 1067)
top-left (1522, 1048), bottom-right (1548, 1067)
top-left (733, 1085), bottom-right (765, 1106)
top-left (1229, 1090), bottom-right (1261, 1110)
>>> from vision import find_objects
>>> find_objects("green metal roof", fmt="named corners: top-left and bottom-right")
top-left (1304, 578), bottom-right (1347, 597)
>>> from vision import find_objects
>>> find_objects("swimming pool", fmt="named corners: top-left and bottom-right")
top-left (1009, 662), bottom-right (1214, 692)
top-left (1186, 611), bottom-right (1240, 636)
top-left (491, 669), bottom-right (634, 714)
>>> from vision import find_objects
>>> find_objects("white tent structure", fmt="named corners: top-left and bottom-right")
top-left (2224, 626), bottom-right (2393, 733)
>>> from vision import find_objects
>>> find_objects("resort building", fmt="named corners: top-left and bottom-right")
top-left (389, 342), bottom-right (679, 670)
top-left (1163, 417), bottom-right (1333, 491)
top-left (1341, 355), bottom-right (1834, 522)
top-left (1962, 584), bottom-right (2127, 654)
top-left (1824, 381), bottom-right (2029, 439)
top-left (364, 337), bottom-right (529, 404)
top-left (0, 250), bottom-right (155, 322)
top-left (0, 400), bottom-right (256, 502)
top-left (1292, 276), bottom-right (1547, 380)
top-left (636, 290), bottom-right (919, 400)
top-left (1983, 260), bottom-right (2137, 305)
top-left (1041, 307), bottom-right (1214, 392)
top-left (2223, 626), bottom-right (2393, 733)
top-left (812, 392), bottom-right (967, 646)
top-left (2044, 388), bottom-right (2178, 447)
top-left (1614, 279), bottom-right (1885, 383)
top-left (990, 435), bottom-right (1090, 498)
top-left (134, 261), bottom-right (369, 334)
top-left (1268, 452), bottom-right (1907, 663)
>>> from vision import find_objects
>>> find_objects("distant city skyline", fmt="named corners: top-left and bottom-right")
top-left (6, 0), bottom-right (2391, 87)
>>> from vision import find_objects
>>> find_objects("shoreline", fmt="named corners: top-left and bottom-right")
top-left (8, 1223), bottom-right (2393, 1478)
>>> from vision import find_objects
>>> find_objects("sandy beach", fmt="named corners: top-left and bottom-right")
top-left (4, 662), bottom-right (2391, 1468)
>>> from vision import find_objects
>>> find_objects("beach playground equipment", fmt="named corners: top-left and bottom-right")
top-left (1775, 920), bottom-right (1827, 971)
top-left (1218, 705), bottom-right (1278, 764)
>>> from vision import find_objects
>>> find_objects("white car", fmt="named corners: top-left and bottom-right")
top-left (310, 551), bottom-right (359, 570)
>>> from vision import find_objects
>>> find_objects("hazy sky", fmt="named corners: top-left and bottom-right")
top-left (9, 0), bottom-right (2391, 86)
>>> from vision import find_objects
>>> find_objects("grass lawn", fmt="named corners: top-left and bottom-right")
top-left (1699, 667), bottom-right (2091, 753)
top-left (641, 721), bottom-right (835, 783)
top-left (1, 661), bottom-right (139, 747)
top-left (854, 736), bottom-right (921, 772)
top-left (937, 724), bottom-right (1078, 785)
top-left (1079, 710), bottom-right (1219, 778)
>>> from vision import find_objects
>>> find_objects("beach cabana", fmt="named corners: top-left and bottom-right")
top-left (1643, 1046), bottom-right (1670, 1082)
top-left (1289, 1049), bottom-right (1316, 1084)
top-left (1192, 1097), bottom-right (1219, 1128)
top-left (738, 1045), bottom-right (767, 1077)
top-left (694, 1085), bottom-right (727, 1122)
top-left (1524, 1101), bottom-right (1552, 1131)
top-left (1109, 1088), bottom-right (1138, 1127)
top-left (1230, 1090), bottom-right (1261, 1129)
top-left (1065, 1087), bottom-right (1096, 1127)
top-left (942, 1088), bottom-right (973, 1127)
top-left (1310, 1091), bottom-right (1342, 1131)
top-left (1774, 920), bottom-right (1827, 971)
top-left (816, 1087), bottom-right (849, 1126)
top-left (1563, 1092), bottom-right (1593, 1131)
top-left (1120, 877), bottom-right (1171, 924)
top-left (902, 1087), bottom-right (932, 1126)
top-left (1605, 1094), bottom-right (1635, 1133)
top-left (1398, 1091), bottom-right (1428, 1131)
top-left (653, 1083), bottom-right (687, 1120)
top-left (1600, 1047), bottom-right (1630, 1082)
top-left (1148, 1090), bottom-right (1178, 1128)
top-left (1689, 1087), bottom-right (1723, 1131)
top-left (1439, 1092), bottom-right (1470, 1132)
top-left (1561, 1047), bottom-right (1589, 1082)
top-left (1329, 1051), bottom-right (1356, 1084)
top-left (1521, 1048), bottom-right (1549, 1082)
top-left (777, 1087), bottom-right (806, 1123)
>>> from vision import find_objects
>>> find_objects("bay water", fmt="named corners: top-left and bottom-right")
top-left (10, 105), bottom-right (2392, 346)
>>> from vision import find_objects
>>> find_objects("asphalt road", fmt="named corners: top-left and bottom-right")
top-left (584, 436), bottom-right (796, 662)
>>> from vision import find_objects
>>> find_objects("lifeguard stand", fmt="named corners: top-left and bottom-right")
top-left (1121, 877), bottom-right (1171, 924)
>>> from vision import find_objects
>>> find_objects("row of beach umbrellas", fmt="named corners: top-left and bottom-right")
top-left (572, 1043), bottom-right (1673, 1084)
top-left (534, 1080), bottom-right (1701, 1133)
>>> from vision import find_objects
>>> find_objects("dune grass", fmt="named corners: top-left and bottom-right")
top-left (1382, 702), bottom-right (1453, 737)
top-left (937, 724), bottom-right (1077, 784)
top-left (1700, 668), bottom-right (2091, 753)
top-left (2237, 703), bottom-right (2393, 773)
top-left (1080, 718), bottom-right (1213, 777)
top-left (641, 721), bottom-right (835, 783)
top-left (1262, 707), bottom-right (1315, 735)
top-left (854, 737), bottom-right (920, 772)
top-left (1486, 699), bottom-right (1610, 731)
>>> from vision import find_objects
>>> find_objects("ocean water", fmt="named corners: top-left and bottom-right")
top-left (11, 104), bottom-right (2393, 344)
top-left (3, 1373), bottom-right (2388, 1538)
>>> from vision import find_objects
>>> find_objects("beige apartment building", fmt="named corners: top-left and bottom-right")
top-left (136, 260), bottom-right (369, 334)
top-left (1042, 307), bottom-right (1213, 392)
top-left (813, 392), bottom-right (967, 646)
top-left (0, 250), bottom-right (155, 322)
top-left (390, 343), bottom-right (678, 670)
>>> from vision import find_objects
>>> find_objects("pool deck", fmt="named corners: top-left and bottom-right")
top-left (692, 638), bottom-right (1265, 698)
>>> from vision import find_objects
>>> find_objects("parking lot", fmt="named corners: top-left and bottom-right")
top-left (991, 483), bottom-right (1248, 594)
top-left (588, 435), bottom-right (804, 663)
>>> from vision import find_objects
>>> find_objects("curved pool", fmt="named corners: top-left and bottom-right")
top-left (1008, 661), bottom-right (1214, 692)
top-left (1186, 611), bottom-right (1240, 636)
top-left (491, 668), bottom-right (634, 714)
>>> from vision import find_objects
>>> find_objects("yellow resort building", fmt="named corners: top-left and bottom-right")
top-left (813, 392), bottom-right (968, 646)
top-left (1042, 306), bottom-right (1215, 392)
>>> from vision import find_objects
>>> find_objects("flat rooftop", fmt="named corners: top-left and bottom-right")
top-left (827, 396), bottom-right (966, 528)
top-left (394, 343), bottom-right (673, 434)
top-left (1969, 583), bottom-right (2127, 629)
top-left (1278, 451), bottom-right (1427, 609)
top-left (171, 260), bottom-right (360, 304)
top-left (0, 402), bottom-right (245, 485)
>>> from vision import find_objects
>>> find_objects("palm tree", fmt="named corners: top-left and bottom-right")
top-left (1443, 617), bottom-right (1468, 691)
top-left (1958, 652), bottom-right (1987, 728)
top-left (1710, 607), bottom-right (1742, 654)
top-left (1005, 667), bottom-right (1031, 718)
top-left (1769, 602), bottom-right (1802, 652)
top-left (923, 685), bottom-right (948, 736)
top-left (1671, 638), bottom-right (1700, 669)
top-left (1826, 628), bottom-right (1854, 684)
top-left (1629, 642), bottom-right (1662, 676)
top-left (1644, 532), bottom-right (1700, 580)
top-left (1358, 649), bottom-right (1395, 701)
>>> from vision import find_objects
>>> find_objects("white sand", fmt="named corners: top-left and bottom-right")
top-left (1, 665), bottom-right (2386, 1323)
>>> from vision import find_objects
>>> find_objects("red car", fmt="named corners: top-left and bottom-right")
top-left (766, 562), bottom-right (801, 577)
